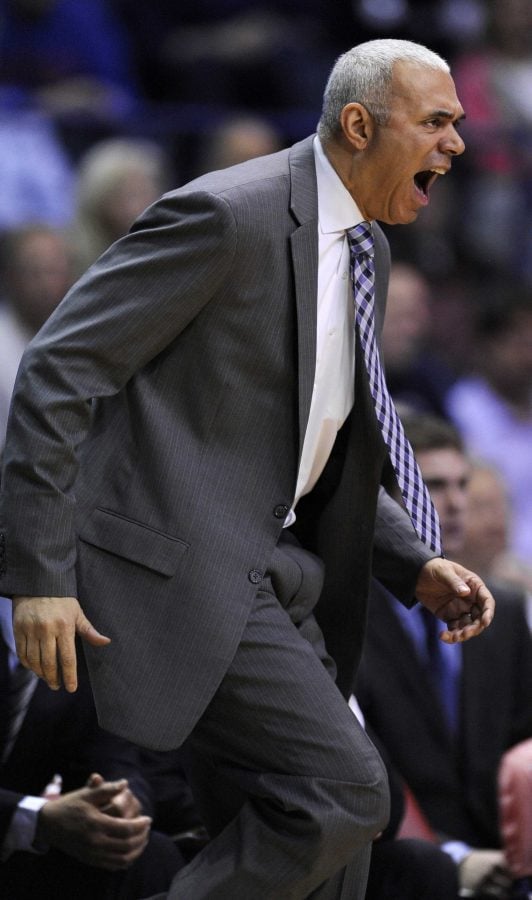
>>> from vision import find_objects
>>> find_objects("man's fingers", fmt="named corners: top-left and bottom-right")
top-left (91, 812), bottom-right (153, 868)
top-left (23, 633), bottom-right (46, 679)
top-left (64, 610), bottom-right (110, 690)
top-left (76, 613), bottom-right (111, 647)
top-left (86, 772), bottom-right (104, 788)
top-left (40, 632), bottom-right (67, 690)
top-left (85, 779), bottom-right (129, 806)
top-left (12, 596), bottom-right (110, 692)
top-left (23, 622), bottom-right (68, 690)
top-left (99, 814), bottom-right (152, 840)
top-left (440, 593), bottom-right (494, 643)
top-left (56, 630), bottom-right (79, 692)
top-left (417, 561), bottom-right (496, 641)
top-left (39, 792), bottom-right (151, 872)
top-left (478, 587), bottom-right (496, 627)
top-left (440, 616), bottom-right (485, 643)
top-left (87, 820), bottom-right (152, 870)
top-left (104, 785), bottom-right (142, 819)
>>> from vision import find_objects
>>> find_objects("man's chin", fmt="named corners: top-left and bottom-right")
top-left (383, 208), bottom-right (420, 226)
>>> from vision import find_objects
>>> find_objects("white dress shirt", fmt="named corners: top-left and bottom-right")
top-left (288, 136), bottom-right (365, 523)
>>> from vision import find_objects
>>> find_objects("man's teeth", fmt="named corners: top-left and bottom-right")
top-left (430, 168), bottom-right (446, 175)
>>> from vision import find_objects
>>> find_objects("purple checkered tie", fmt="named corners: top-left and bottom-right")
top-left (348, 222), bottom-right (442, 554)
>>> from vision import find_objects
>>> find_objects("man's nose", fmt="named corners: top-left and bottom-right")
top-left (441, 125), bottom-right (465, 157)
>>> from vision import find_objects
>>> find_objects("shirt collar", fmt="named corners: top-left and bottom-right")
top-left (313, 135), bottom-right (365, 235)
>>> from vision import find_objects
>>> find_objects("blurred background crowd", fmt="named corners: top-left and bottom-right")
top-left (0, 3), bottom-right (531, 897)
top-left (1, 0), bottom-right (531, 592)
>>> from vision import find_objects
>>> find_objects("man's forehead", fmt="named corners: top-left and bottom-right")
top-left (416, 447), bottom-right (470, 480)
top-left (390, 60), bottom-right (464, 118)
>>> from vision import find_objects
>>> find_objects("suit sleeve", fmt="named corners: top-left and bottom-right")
top-left (0, 788), bottom-right (24, 846)
top-left (0, 189), bottom-right (237, 598)
top-left (372, 486), bottom-right (436, 605)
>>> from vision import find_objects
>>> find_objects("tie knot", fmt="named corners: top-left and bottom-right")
top-left (347, 222), bottom-right (374, 258)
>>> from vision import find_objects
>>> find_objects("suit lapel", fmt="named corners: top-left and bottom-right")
top-left (288, 137), bottom-right (319, 463)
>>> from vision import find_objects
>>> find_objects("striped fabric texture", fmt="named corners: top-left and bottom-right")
top-left (348, 222), bottom-right (442, 554)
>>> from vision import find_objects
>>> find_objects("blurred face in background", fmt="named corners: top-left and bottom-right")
top-left (381, 263), bottom-right (431, 372)
top-left (416, 446), bottom-right (470, 558)
top-left (98, 167), bottom-right (163, 240)
top-left (6, 228), bottom-right (73, 333)
top-left (484, 310), bottom-right (532, 402)
top-left (461, 465), bottom-right (509, 569)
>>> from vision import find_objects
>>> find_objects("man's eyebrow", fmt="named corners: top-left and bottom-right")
top-left (427, 109), bottom-right (467, 123)
top-left (424, 478), bottom-right (449, 488)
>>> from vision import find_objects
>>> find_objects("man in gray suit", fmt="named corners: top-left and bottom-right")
top-left (0, 39), bottom-right (494, 898)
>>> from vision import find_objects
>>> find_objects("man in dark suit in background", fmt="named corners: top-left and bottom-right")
top-left (0, 39), bottom-right (494, 898)
top-left (356, 414), bottom-right (532, 898)
top-left (0, 597), bottom-right (183, 899)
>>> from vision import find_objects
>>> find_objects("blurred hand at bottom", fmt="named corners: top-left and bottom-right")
top-left (459, 849), bottom-right (512, 898)
top-left (36, 775), bottom-right (151, 870)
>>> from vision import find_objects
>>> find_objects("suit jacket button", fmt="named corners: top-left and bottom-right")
top-left (248, 569), bottom-right (263, 584)
top-left (273, 504), bottom-right (290, 519)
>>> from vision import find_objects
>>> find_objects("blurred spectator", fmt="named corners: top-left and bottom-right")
top-left (451, 0), bottom-right (532, 282)
top-left (0, 107), bottom-right (75, 230)
top-left (446, 288), bottom-right (532, 568)
top-left (355, 698), bottom-right (460, 900)
top-left (140, 748), bottom-right (209, 862)
top-left (0, 597), bottom-right (184, 898)
top-left (70, 138), bottom-right (171, 276)
top-left (0, 0), bottom-right (140, 122)
top-left (114, 0), bottom-right (335, 112)
top-left (348, 0), bottom-right (485, 59)
top-left (195, 115), bottom-right (282, 176)
top-left (356, 413), bottom-right (532, 899)
top-left (381, 262), bottom-right (456, 417)
top-left (459, 460), bottom-right (512, 580)
top-left (459, 460), bottom-right (532, 631)
top-left (424, 270), bottom-right (478, 376)
top-left (0, 224), bottom-right (75, 448)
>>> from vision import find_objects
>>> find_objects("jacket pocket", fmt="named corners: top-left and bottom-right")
top-left (78, 507), bottom-right (189, 577)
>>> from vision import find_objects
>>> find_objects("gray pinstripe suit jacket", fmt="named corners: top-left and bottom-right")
top-left (0, 136), bottom-right (434, 750)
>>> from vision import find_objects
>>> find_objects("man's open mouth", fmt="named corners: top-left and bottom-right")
top-left (413, 168), bottom-right (446, 197)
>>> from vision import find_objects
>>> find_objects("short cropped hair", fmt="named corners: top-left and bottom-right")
top-left (317, 38), bottom-right (449, 143)
top-left (401, 412), bottom-right (464, 456)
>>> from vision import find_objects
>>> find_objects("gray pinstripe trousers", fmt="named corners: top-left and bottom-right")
top-left (150, 534), bottom-right (389, 899)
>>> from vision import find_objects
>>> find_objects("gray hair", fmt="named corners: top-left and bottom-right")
top-left (317, 39), bottom-right (449, 143)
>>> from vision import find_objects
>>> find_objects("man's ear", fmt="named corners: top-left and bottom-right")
top-left (340, 103), bottom-right (375, 150)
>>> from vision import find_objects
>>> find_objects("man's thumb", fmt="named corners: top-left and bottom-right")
top-left (76, 613), bottom-right (111, 646)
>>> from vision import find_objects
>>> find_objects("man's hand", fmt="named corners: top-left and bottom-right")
top-left (459, 850), bottom-right (511, 897)
top-left (415, 558), bottom-right (495, 642)
top-left (86, 772), bottom-right (142, 819)
top-left (12, 595), bottom-right (110, 692)
top-left (36, 777), bottom-right (152, 871)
